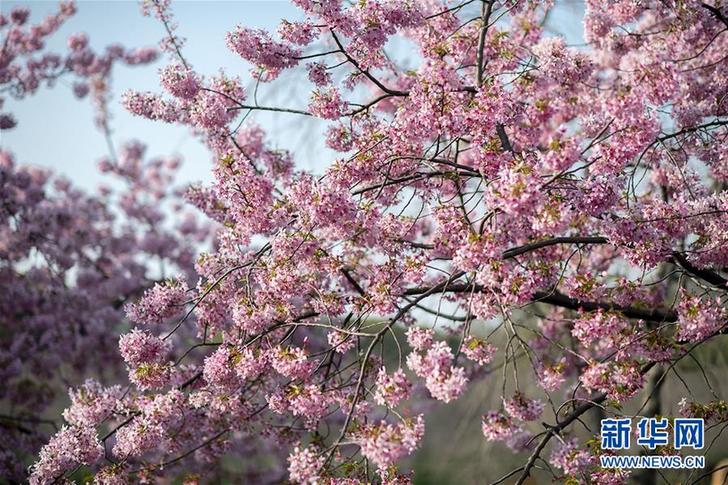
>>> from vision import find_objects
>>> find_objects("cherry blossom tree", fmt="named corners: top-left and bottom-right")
top-left (0, 143), bottom-right (211, 480)
top-left (1, 3), bottom-right (210, 480)
top-left (5, 0), bottom-right (728, 483)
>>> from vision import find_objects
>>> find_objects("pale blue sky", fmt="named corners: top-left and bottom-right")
top-left (1, 0), bottom-right (329, 190)
top-left (1, 1), bottom-right (584, 191)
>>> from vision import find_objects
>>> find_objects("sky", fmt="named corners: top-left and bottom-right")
top-left (1, 0), bottom-right (585, 192)
top-left (1, 0), bottom-right (330, 190)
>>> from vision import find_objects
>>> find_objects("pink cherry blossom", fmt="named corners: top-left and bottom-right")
top-left (374, 367), bottom-right (412, 407)
top-left (462, 336), bottom-right (496, 366)
top-left (482, 411), bottom-right (521, 442)
top-left (353, 415), bottom-right (425, 471)
top-left (288, 445), bottom-right (324, 484)
top-left (118, 328), bottom-right (170, 367)
top-left (30, 425), bottom-right (103, 484)
top-left (503, 392), bottom-right (545, 422)
top-left (676, 293), bottom-right (726, 342)
top-left (549, 438), bottom-right (593, 476)
top-left (308, 87), bottom-right (347, 119)
top-left (125, 279), bottom-right (189, 325)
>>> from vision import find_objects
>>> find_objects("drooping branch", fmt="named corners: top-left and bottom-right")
top-left (501, 236), bottom-right (607, 259)
top-left (495, 123), bottom-right (514, 153)
top-left (532, 291), bottom-right (678, 323)
top-left (404, 281), bottom-right (678, 322)
top-left (671, 251), bottom-right (728, 288)
top-left (398, 235), bottom-right (608, 256)
top-left (702, 3), bottom-right (728, 29)
top-left (475, 0), bottom-right (495, 87)
top-left (329, 30), bottom-right (409, 97)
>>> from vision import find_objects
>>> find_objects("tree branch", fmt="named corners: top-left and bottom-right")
top-left (532, 291), bottom-right (678, 322)
top-left (671, 251), bottom-right (727, 288)
top-left (495, 123), bottom-right (514, 153)
top-left (404, 282), bottom-right (677, 322)
top-left (512, 362), bottom-right (656, 484)
top-left (329, 30), bottom-right (408, 97)
top-left (502, 236), bottom-right (607, 259)
top-left (702, 3), bottom-right (728, 29)
top-left (475, 0), bottom-right (495, 87)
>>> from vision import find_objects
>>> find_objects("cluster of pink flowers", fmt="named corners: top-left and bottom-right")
top-left (571, 310), bottom-right (631, 354)
top-left (549, 438), bottom-right (593, 477)
top-left (537, 363), bottom-right (568, 392)
top-left (0, 135), bottom-right (205, 480)
top-left (30, 426), bottom-right (103, 484)
top-left (580, 360), bottom-right (644, 401)
top-left (407, 339), bottom-right (468, 403)
top-left (159, 63), bottom-right (200, 99)
top-left (63, 379), bottom-right (122, 427)
top-left (278, 20), bottom-right (317, 46)
top-left (531, 37), bottom-right (591, 86)
top-left (308, 87), bottom-right (348, 119)
top-left (272, 345), bottom-right (315, 379)
top-left (405, 326), bottom-right (433, 351)
top-left (0, 1), bottom-right (157, 130)
top-left (125, 279), bottom-right (189, 325)
top-left (676, 293), bottom-right (726, 342)
top-left (226, 26), bottom-right (301, 80)
top-left (374, 367), bottom-right (412, 407)
top-left (353, 415), bottom-right (425, 471)
top-left (481, 411), bottom-right (520, 443)
top-left (307, 61), bottom-right (331, 86)
top-left (287, 445), bottom-right (324, 484)
top-left (202, 346), bottom-right (240, 389)
top-left (503, 392), bottom-right (545, 422)
top-left (287, 385), bottom-right (331, 428)
top-left (678, 398), bottom-right (728, 425)
top-left (119, 328), bottom-right (170, 368)
top-left (113, 390), bottom-right (186, 458)
top-left (327, 329), bottom-right (356, 353)
top-left (462, 335), bottom-right (496, 366)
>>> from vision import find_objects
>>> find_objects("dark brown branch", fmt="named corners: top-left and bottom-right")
top-left (532, 291), bottom-right (678, 322)
top-left (657, 119), bottom-right (728, 142)
top-left (293, 49), bottom-right (340, 60)
top-left (352, 169), bottom-right (479, 195)
top-left (671, 251), bottom-right (728, 288)
top-left (329, 30), bottom-right (408, 97)
top-left (702, 3), bottom-right (728, 29)
top-left (228, 104), bottom-right (312, 116)
top-left (399, 235), bottom-right (608, 255)
top-left (341, 268), bottom-right (365, 295)
top-left (154, 0), bottom-right (189, 70)
top-left (404, 282), bottom-right (677, 322)
top-left (325, 271), bottom-right (466, 465)
top-left (495, 123), bottom-right (514, 153)
top-left (475, 0), bottom-right (495, 87)
top-left (346, 92), bottom-right (397, 116)
top-left (502, 236), bottom-right (607, 259)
